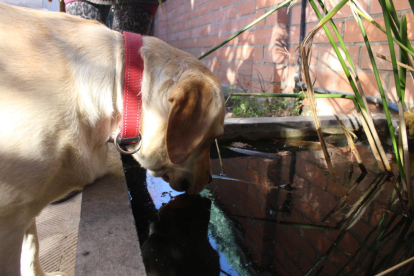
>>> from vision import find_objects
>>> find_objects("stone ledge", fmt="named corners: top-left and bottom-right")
top-left (75, 144), bottom-right (146, 276)
top-left (223, 114), bottom-right (392, 140)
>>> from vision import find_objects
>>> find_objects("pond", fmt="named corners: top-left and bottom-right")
top-left (122, 136), bottom-right (414, 276)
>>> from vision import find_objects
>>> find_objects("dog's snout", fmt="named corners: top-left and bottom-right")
top-left (208, 174), bottom-right (212, 184)
top-left (181, 179), bottom-right (190, 191)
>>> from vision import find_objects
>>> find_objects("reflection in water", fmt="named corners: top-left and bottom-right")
top-left (141, 194), bottom-right (220, 276)
top-left (123, 138), bottom-right (414, 275)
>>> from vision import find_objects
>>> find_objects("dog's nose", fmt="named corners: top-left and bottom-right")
top-left (181, 179), bottom-right (190, 191)
top-left (208, 174), bottom-right (212, 183)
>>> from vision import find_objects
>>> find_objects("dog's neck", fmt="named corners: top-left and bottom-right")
top-left (109, 32), bottom-right (145, 153)
top-left (118, 32), bottom-right (144, 146)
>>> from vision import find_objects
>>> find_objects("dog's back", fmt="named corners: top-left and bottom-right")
top-left (0, 3), bottom-right (122, 216)
top-left (0, 5), bottom-right (127, 274)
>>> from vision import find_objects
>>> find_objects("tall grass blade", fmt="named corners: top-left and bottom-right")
top-left (349, 1), bottom-right (414, 58)
top-left (349, 1), bottom-right (396, 173)
top-left (378, 0), bottom-right (408, 194)
top-left (308, 0), bottom-right (365, 108)
top-left (399, 15), bottom-right (408, 104)
top-left (214, 139), bottom-right (226, 176)
top-left (300, 67), bottom-right (337, 179)
top-left (334, 114), bottom-right (367, 173)
top-left (375, 256), bottom-right (414, 276)
top-left (198, 0), bottom-right (294, 60)
top-left (376, 53), bottom-right (414, 73)
top-left (310, 0), bottom-right (390, 172)
top-left (297, 0), bottom-right (350, 178)
top-left (299, 26), bottom-right (337, 179)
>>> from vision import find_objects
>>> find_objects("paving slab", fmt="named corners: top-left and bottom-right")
top-left (38, 192), bottom-right (81, 276)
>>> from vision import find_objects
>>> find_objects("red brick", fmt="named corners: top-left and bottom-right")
top-left (273, 244), bottom-right (286, 264)
top-left (272, 259), bottom-right (290, 275)
top-left (309, 67), bottom-right (336, 91)
top-left (348, 220), bottom-right (373, 244)
top-left (308, 228), bottom-right (336, 253)
top-left (319, 97), bottom-right (356, 115)
top-left (327, 179), bottom-right (349, 198)
top-left (225, 5), bottom-right (238, 19)
top-left (239, 1), bottom-right (256, 16)
top-left (231, 60), bottom-right (253, 76)
top-left (406, 13), bottom-right (414, 40)
top-left (246, 11), bottom-right (266, 28)
top-left (210, 59), bottom-right (223, 72)
top-left (357, 70), bottom-right (389, 98)
top-left (402, 75), bottom-right (414, 106)
top-left (291, 3), bottom-right (320, 25)
top-left (344, 18), bottom-right (388, 42)
top-left (330, 250), bottom-right (352, 272)
top-left (252, 63), bottom-right (275, 82)
top-left (290, 5), bottom-right (302, 25)
top-left (236, 30), bottom-right (255, 45)
top-left (283, 254), bottom-right (304, 275)
top-left (231, 16), bottom-right (248, 33)
top-left (237, 45), bottom-right (255, 60)
top-left (220, 0), bottom-right (232, 8)
top-left (250, 80), bottom-right (279, 93)
top-left (293, 197), bottom-right (324, 223)
top-left (339, 232), bottom-right (360, 255)
top-left (254, 27), bottom-right (287, 45)
top-left (360, 45), bottom-right (400, 71)
top-left (253, 46), bottom-right (264, 62)
top-left (243, 224), bottom-right (265, 259)
top-left (266, 7), bottom-right (289, 26)
top-left (238, 76), bottom-right (253, 90)
top-left (320, 261), bottom-right (340, 275)
top-left (308, 186), bottom-right (337, 214)
top-left (334, 69), bottom-right (355, 94)
top-left (256, 0), bottom-right (281, 9)
top-left (288, 227), bottom-right (318, 261)
top-left (311, 22), bottom-right (343, 43)
top-left (264, 45), bottom-right (290, 63)
top-left (279, 64), bottom-right (297, 92)
top-left (213, 7), bottom-right (226, 22)
top-left (319, 0), bottom-right (368, 19)
top-left (217, 72), bottom-right (228, 84)
top-left (217, 20), bottom-right (232, 34)
top-left (370, 0), bottom-right (412, 13)
top-left (289, 25), bottom-right (301, 44)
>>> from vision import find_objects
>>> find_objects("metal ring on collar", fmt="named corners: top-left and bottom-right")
top-left (114, 130), bottom-right (142, 155)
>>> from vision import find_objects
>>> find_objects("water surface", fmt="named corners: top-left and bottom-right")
top-left (123, 136), bottom-right (414, 275)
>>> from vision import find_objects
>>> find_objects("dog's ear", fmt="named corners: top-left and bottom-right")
top-left (166, 77), bottom-right (211, 164)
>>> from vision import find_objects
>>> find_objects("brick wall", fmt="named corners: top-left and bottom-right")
top-left (153, 0), bottom-right (413, 115)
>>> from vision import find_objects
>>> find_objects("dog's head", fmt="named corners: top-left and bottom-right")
top-left (162, 73), bottom-right (224, 194)
top-left (131, 40), bottom-right (225, 194)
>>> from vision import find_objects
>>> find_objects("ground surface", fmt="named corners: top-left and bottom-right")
top-left (38, 193), bottom-right (82, 276)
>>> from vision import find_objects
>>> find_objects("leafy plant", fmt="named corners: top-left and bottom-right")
top-left (227, 87), bottom-right (303, 118)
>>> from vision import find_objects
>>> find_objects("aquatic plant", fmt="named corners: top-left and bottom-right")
top-left (299, 0), bottom-right (413, 215)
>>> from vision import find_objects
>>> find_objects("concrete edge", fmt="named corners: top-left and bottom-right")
top-left (75, 144), bottom-right (146, 276)
top-left (222, 113), bottom-right (394, 140)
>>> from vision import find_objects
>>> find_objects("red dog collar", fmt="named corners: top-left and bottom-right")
top-left (115, 31), bottom-right (144, 154)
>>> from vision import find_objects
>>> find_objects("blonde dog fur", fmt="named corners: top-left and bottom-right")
top-left (0, 3), bottom-right (224, 275)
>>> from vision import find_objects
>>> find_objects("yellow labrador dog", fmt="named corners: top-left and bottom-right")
top-left (0, 3), bottom-right (224, 276)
